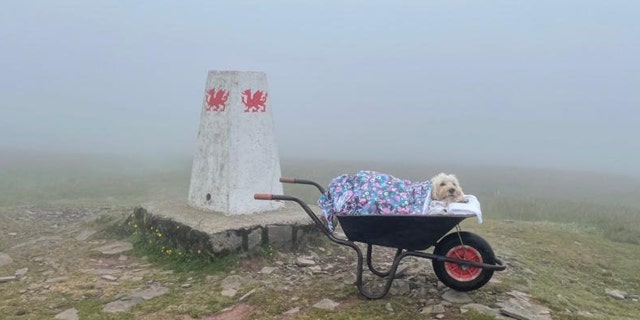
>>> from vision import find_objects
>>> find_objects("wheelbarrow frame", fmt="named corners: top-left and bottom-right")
top-left (255, 177), bottom-right (505, 299)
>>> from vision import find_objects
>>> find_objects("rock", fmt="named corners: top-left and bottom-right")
top-left (307, 265), bottom-right (322, 274)
top-left (101, 275), bottom-right (118, 281)
top-left (296, 257), bottom-right (315, 267)
top-left (54, 308), bottom-right (79, 320)
top-left (498, 298), bottom-right (552, 320)
top-left (15, 267), bottom-right (28, 278)
top-left (103, 296), bottom-right (144, 313)
top-left (420, 306), bottom-right (432, 314)
top-left (45, 276), bottom-right (69, 284)
top-left (436, 314), bottom-right (445, 319)
top-left (75, 230), bottom-right (97, 241)
top-left (385, 302), bottom-right (394, 312)
top-left (131, 285), bottom-right (169, 300)
top-left (259, 266), bottom-right (276, 274)
top-left (283, 307), bottom-right (300, 315)
top-left (461, 303), bottom-right (500, 317)
top-left (221, 275), bottom-right (244, 290)
top-left (432, 304), bottom-right (446, 314)
top-left (313, 298), bottom-right (339, 311)
top-left (221, 289), bottom-right (237, 297)
top-left (14, 308), bottom-right (27, 316)
top-left (605, 288), bottom-right (627, 300)
top-left (442, 290), bottom-right (473, 304)
top-left (0, 253), bottom-right (13, 267)
top-left (239, 288), bottom-right (257, 301)
top-left (181, 283), bottom-right (192, 288)
top-left (390, 279), bottom-right (411, 296)
top-left (92, 242), bottom-right (133, 255)
top-left (0, 276), bottom-right (17, 283)
top-left (81, 268), bottom-right (121, 275)
top-left (8, 233), bottom-right (17, 236)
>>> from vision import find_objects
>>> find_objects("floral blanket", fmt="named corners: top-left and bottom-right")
top-left (318, 171), bottom-right (432, 231)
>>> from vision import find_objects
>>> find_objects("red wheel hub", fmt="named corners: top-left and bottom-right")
top-left (444, 245), bottom-right (483, 282)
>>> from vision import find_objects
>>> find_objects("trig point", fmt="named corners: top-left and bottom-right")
top-left (188, 71), bottom-right (284, 214)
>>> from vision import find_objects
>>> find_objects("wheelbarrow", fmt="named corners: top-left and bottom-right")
top-left (254, 177), bottom-right (506, 299)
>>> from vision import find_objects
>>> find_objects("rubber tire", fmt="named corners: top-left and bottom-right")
top-left (432, 231), bottom-right (496, 292)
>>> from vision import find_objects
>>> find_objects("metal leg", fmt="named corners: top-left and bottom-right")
top-left (366, 245), bottom-right (403, 277)
top-left (355, 249), bottom-right (414, 299)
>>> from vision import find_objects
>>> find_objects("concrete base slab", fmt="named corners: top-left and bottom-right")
top-left (127, 200), bottom-right (322, 255)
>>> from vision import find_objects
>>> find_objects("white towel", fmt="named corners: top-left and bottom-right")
top-left (425, 195), bottom-right (483, 224)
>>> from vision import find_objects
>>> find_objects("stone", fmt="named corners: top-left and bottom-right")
top-left (390, 279), bottom-right (411, 296)
top-left (461, 303), bottom-right (500, 317)
top-left (295, 257), bottom-right (315, 267)
top-left (15, 267), bottom-right (28, 278)
top-left (239, 288), bottom-right (257, 301)
top-left (92, 242), bottom-right (133, 255)
top-left (54, 308), bottom-right (79, 320)
top-left (131, 286), bottom-right (169, 300)
top-left (247, 228), bottom-right (263, 250)
top-left (101, 275), bottom-right (118, 281)
top-left (259, 266), bottom-right (276, 274)
top-left (432, 304), bottom-right (446, 313)
top-left (221, 289), bottom-right (237, 297)
top-left (385, 302), bottom-right (394, 312)
top-left (210, 230), bottom-right (243, 253)
top-left (498, 298), bottom-right (552, 320)
top-left (221, 275), bottom-right (244, 290)
top-left (605, 288), bottom-right (627, 300)
top-left (268, 225), bottom-right (293, 250)
top-left (75, 230), bottom-right (97, 241)
top-left (442, 290), bottom-right (473, 304)
top-left (0, 253), bottom-right (13, 266)
top-left (45, 276), bottom-right (69, 284)
top-left (103, 296), bottom-right (144, 313)
top-left (283, 307), bottom-right (300, 315)
top-left (81, 268), bottom-right (121, 275)
top-left (307, 266), bottom-right (322, 274)
top-left (0, 276), bottom-right (17, 283)
top-left (313, 298), bottom-right (339, 311)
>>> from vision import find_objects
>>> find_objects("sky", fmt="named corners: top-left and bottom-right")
top-left (1, 0), bottom-right (639, 176)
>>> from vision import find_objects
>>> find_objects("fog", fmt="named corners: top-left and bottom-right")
top-left (1, 1), bottom-right (639, 177)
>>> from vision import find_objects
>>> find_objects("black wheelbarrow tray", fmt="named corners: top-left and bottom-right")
top-left (254, 177), bottom-right (506, 299)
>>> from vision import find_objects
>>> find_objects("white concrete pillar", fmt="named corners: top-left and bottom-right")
top-left (188, 71), bottom-right (284, 214)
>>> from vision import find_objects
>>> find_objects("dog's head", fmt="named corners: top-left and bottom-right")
top-left (430, 173), bottom-right (465, 203)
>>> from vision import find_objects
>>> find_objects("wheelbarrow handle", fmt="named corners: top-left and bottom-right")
top-left (253, 194), bottom-right (297, 201)
top-left (253, 193), bottom-right (273, 200)
top-left (279, 177), bottom-right (326, 194)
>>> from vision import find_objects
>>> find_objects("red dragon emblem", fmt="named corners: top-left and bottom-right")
top-left (204, 88), bottom-right (229, 112)
top-left (241, 89), bottom-right (268, 112)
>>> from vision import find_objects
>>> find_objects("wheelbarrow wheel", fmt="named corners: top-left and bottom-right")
top-left (432, 231), bottom-right (496, 292)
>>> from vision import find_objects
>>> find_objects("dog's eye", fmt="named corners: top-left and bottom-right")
top-left (440, 182), bottom-right (445, 186)
top-left (453, 183), bottom-right (457, 186)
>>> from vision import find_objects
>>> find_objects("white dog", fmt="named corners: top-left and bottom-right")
top-left (430, 173), bottom-right (467, 205)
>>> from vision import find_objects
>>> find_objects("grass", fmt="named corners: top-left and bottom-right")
top-left (2, 151), bottom-right (640, 319)
top-left (470, 219), bottom-right (640, 319)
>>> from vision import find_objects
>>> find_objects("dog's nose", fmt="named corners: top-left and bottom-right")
top-left (448, 188), bottom-right (456, 194)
